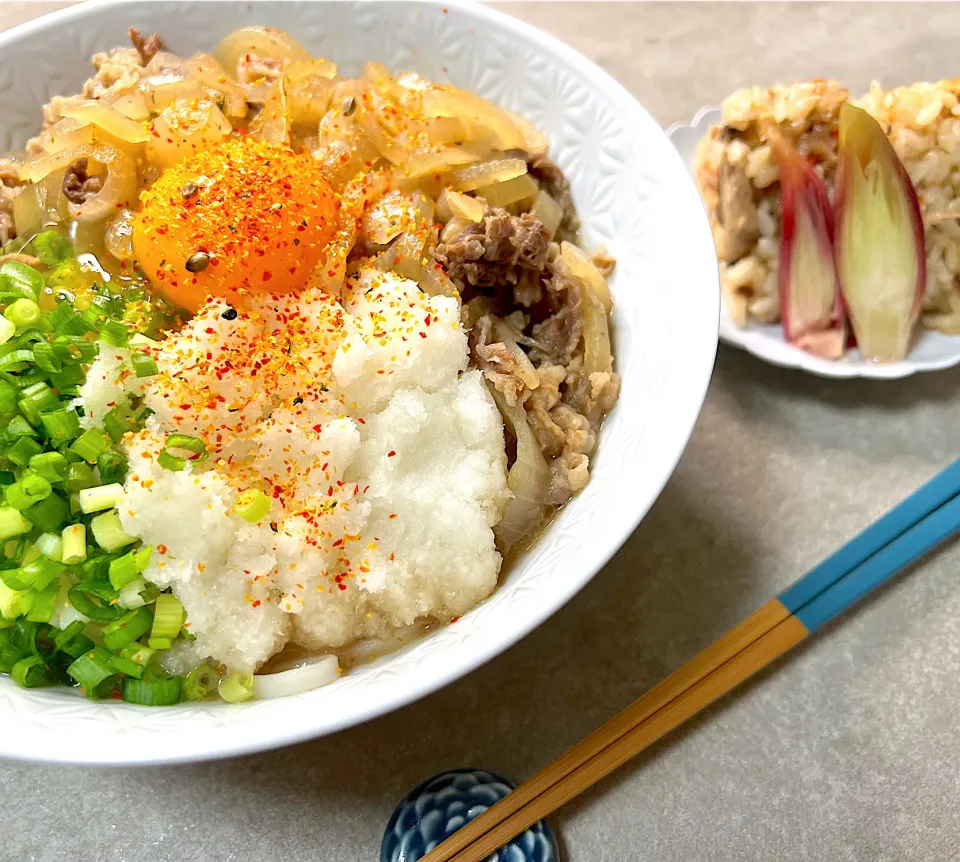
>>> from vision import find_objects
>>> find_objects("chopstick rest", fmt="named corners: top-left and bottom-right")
top-left (381, 769), bottom-right (558, 862)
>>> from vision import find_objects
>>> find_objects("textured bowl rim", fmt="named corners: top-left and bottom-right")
top-left (0, 0), bottom-right (719, 765)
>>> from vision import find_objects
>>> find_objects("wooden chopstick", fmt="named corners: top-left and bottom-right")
top-left (422, 459), bottom-right (960, 862)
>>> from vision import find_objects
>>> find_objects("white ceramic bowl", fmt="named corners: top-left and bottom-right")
top-left (668, 106), bottom-right (960, 380)
top-left (0, 0), bottom-right (718, 764)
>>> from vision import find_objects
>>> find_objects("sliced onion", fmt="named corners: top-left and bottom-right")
top-left (250, 77), bottom-right (289, 145)
top-left (503, 108), bottom-right (549, 159)
top-left (283, 59), bottom-right (337, 125)
top-left (490, 386), bottom-right (551, 551)
top-left (561, 241), bottom-right (613, 314)
top-left (183, 53), bottom-right (249, 117)
top-left (12, 184), bottom-right (46, 237)
top-left (148, 99), bottom-right (233, 169)
top-left (476, 173), bottom-right (538, 208)
top-left (492, 318), bottom-right (540, 389)
top-left (533, 189), bottom-right (562, 236)
top-left (104, 208), bottom-right (136, 261)
top-left (19, 143), bottom-right (138, 222)
top-left (422, 116), bottom-right (469, 145)
top-left (59, 100), bottom-right (151, 144)
top-left (108, 91), bottom-right (151, 122)
top-left (422, 87), bottom-right (527, 151)
top-left (215, 26), bottom-right (310, 73)
top-left (454, 158), bottom-right (527, 192)
top-left (13, 167), bottom-right (68, 235)
top-left (364, 192), bottom-right (415, 245)
top-left (437, 188), bottom-right (484, 223)
top-left (575, 265), bottom-right (614, 376)
top-left (252, 654), bottom-right (339, 699)
top-left (36, 118), bottom-right (94, 154)
top-left (139, 74), bottom-right (208, 113)
top-left (418, 255), bottom-right (458, 296)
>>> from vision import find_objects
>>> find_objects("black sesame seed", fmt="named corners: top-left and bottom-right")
top-left (221, 307), bottom-right (238, 321)
top-left (293, 397), bottom-right (304, 405)
top-left (185, 252), bottom-right (210, 273)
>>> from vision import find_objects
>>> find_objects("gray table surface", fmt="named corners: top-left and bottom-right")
top-left (4, 2), bottom-right (960, 860)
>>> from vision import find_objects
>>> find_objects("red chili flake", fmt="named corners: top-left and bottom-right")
top-left (272, 485), bottom-right (282, 498)
top-left (252, 600), bottom-right (261, 608)
top-left (450, 616), bottom-right (460, 623)
top-left (387, 450), bottom-right (396, 457)
top-left (358, 418), bottom-right (365, 424)
top-left (312, 424), bottom-right (322, 433)
top-left (262, 272), bottom-right (273, 282)
top-left (332, 538), bottom-right (343, 548)
top-left (419, 332), bottom-right (427, 339)
top-left (338, 583), bottom-right (347, 591)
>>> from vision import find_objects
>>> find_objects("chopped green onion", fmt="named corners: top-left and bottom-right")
top-left (150, 592), bottom-right (184, 642)
top-left (183, 664), bottom-right (219, 701)
top-left (78, 483), bottom-right (124, 514)
top-left (67, 648), bottom-right (115, 691)
top-left (90, 510), bottom-right (136, 551)
top-left (122, 674), bottom-right (182, 706)
top-left (2, 416), bottom-right (36, 440)
top-left (34, 531), bottom-right (63, 562)
top-left (130, 352), bottom-right (158, 378)
top-left (158, 433), bottom-right (207, 472)
top-left (99, 320), bottom-right (130, 348)
top-left (48, 301), bottom-right (89, 336)
top-left (25, 581), bottom-right (60, 623)
top-left (0, 379), bottom-right (16, 420)
top-left (147, 636), bottom-right (174, 650)
top-left (11, 654), bottom-right (48, 687)
top-left (23, 492), bottom-right (69, 532)
top-left (5, 435), bottom-right (43, 466)
top-left (117, 576), bottom-right (147, 609)
top-left (97, 450), bottom-right (128, 485)
top-left (218, 671), bottom-right (254, 703)
top-left (105, 652), bottom-right (146, 679)
top-left (4, 298), bottom-right (41, 330)
top-left (0, 318), bottom-right (14, 346)
top-left (53, 620), bottom-right (86, 652)
top-left (70, 428), bottom-right (110, 463)
top-left (0, 507), bottom-right (31, 540)
top-left (60, 523), bottom-right (87, 564)
top-left (29, 451), bottom-right (69, 483)
top-left (233, 488), bottom-right (271, 523)
top-left (0, 349), bottom-right (34, 373)
top-left (60, 632), bottom-right (95, 660)
top-left (65, 462), bottom-right (95, 492)
top-left (32, 230), bottom-right (73, 266)
top-left (17, 381), bottom-right (59, 427)
top-left (101, 605), bottom-right (153, 651)
top-left (0, 260), bottom-right (44, 298)
top-left (108, 545), bottom-right (152, 590)
top-left (103, 404), bottom-right (138, 443)
top-left (66, 583), bottom-right (124, 622)
top-left (53, 334), bottom-right (97, 362)
top-left (40, 408), bottom-right (82, 445)
top-left (119, 643), bottom-right (155, 666)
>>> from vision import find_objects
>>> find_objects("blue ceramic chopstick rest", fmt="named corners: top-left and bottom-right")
top-left (381, 769), bottom-right (559, 862)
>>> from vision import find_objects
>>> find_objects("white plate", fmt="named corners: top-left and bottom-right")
top-left (0, 0), bottom-right (719, 764)
top-left (667, 106), bottom-right (960, 379)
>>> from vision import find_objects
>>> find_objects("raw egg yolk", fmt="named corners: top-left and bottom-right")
top-left (132, 136), bottom-right (338, 312)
